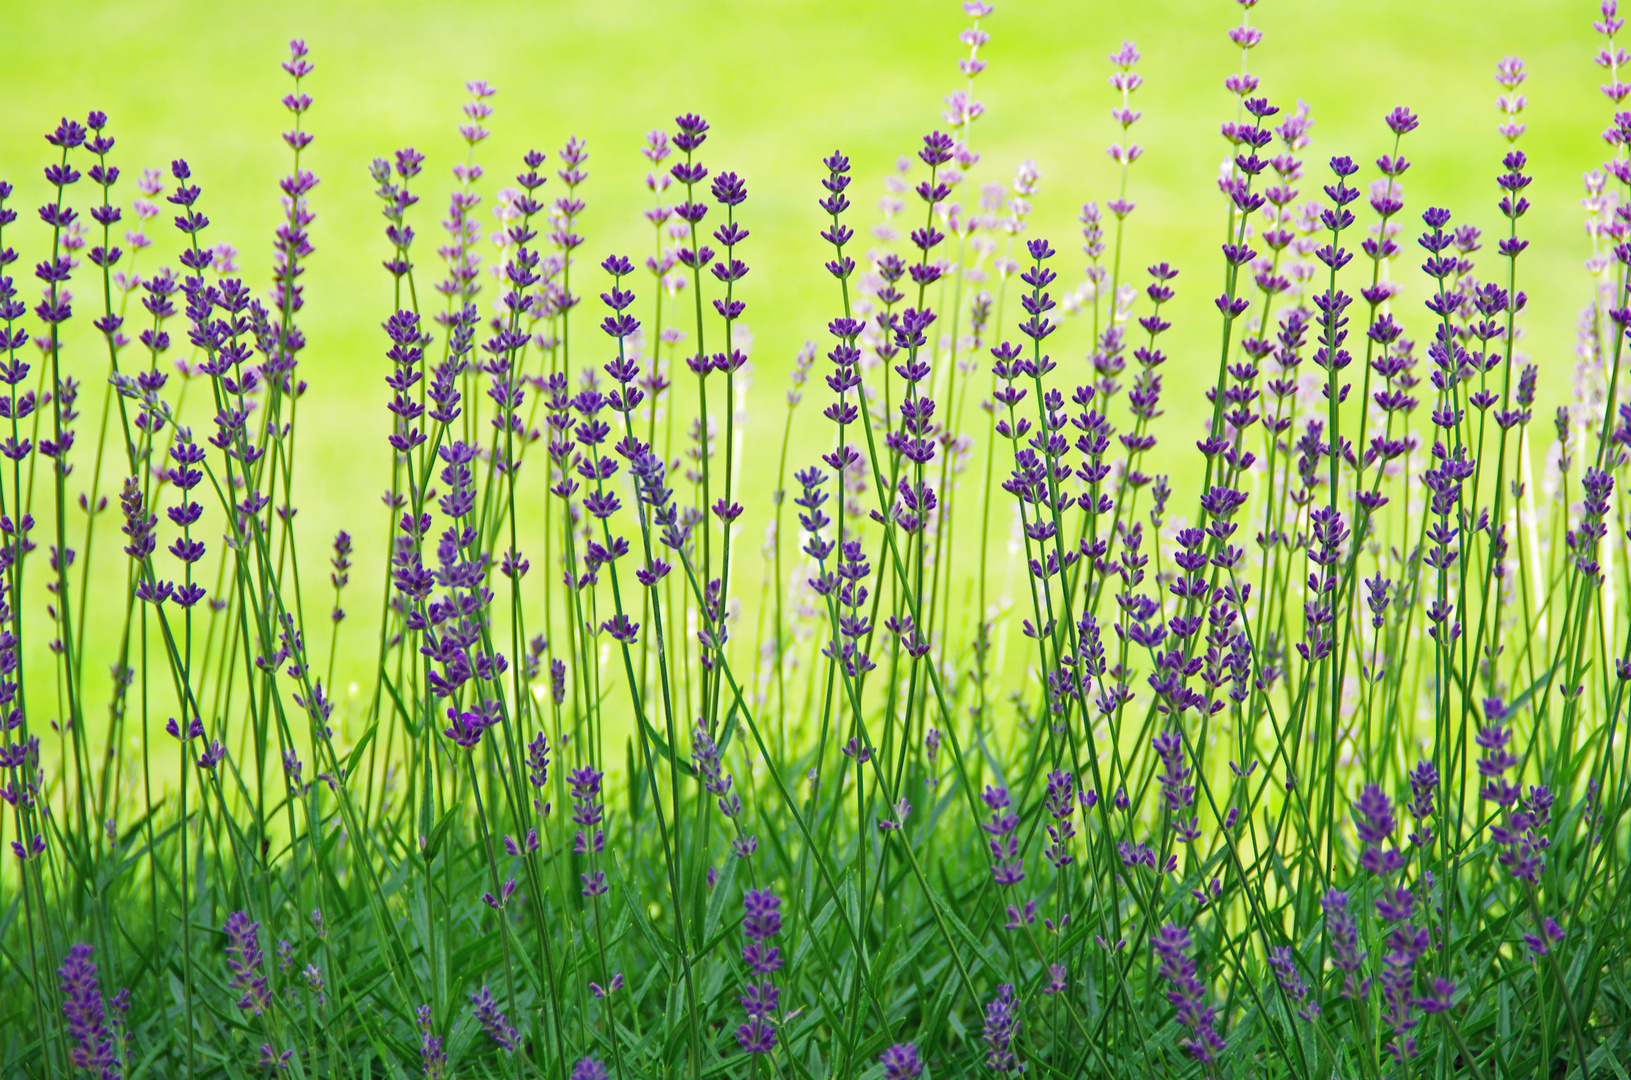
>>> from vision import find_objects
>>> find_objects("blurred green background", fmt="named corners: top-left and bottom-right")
top-left (0, 0), bottom-right (1613, 738)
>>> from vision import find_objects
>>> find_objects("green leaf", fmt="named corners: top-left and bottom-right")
top-left (1507, 657), bottom-right (1562, 715)
top-left (626, 734), bottom-right (645, 825)
top-left (422, 805), bottom-right (460, 863)
top-left (703, 849), bottom-right (739, 945)
top-left (717, 699), bottom-right (740, 755)
top-left (379, 666), bottom-right (417, 737)
top-left (346, 721), bottom-right (380, 777)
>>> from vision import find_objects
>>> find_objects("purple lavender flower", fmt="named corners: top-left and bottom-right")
top-left (924, 728), bottom-right (942, 787)
top-left (1266, 945), bottom-right (1320, 1021)
top-left (416, 1004), bottom-right (445, 1079)
top-left (1407, 760), bottom-right (1438, 848)
top-left (481, 876), bottom-right (519, 910)
top-left (1477, 697), bottom-right (1519, 807)
top-left (1153, 731), bottom-right (1199, 842)
top-left (118, 476), bottom-right (158, 556)
top-left (1151, 923), bottom-right (1226, 1063)
top-left (819, 152), bottom-right (856, 284)
top-left (1004, 897), bottom-right (1038, 930)
top-left (58, 943), bottom-right (119, 1079)
top-left (270, 40), bottom-right (317, 391)
top-left (1522, 916), bottom-right (1566, 958)
top-left (982, 984), bottom-right (1023, 1073)
top-left (383, 309), bottom-right (431, 455)
top-left (1354, 783), bottom-right (1404, 875)
top-left (569, 765), bottom-right (607, 896)
top-left (550, 658), bottom-right (567, 705)
top-left (1043, 769), bottom-right (1077, 867)
top-left (570, 1057), bottom-right (608, 1080)
top-left (1297, 506), bottom-right (1348, 662)
top-left (879, 1042), bottom-right (923, 1079)
top-left (329, 530), bottom-right (351, 623)
top-left (527, 731), bottom-right (552, 816)
top-left (469, 986), bottom-right (519, 1051)
top-left (223, 911), bottom-right (270, 1016)
top-left (1416, 976), bottom-right (1456, 1016)
top-left (442, 707), bottom-right (489, 750)
top-left (569, 767), bottom-right (604, 847)
top-left (194, 740), bottom-right (225, 770)
top-left (737, 888), bottom-right (783, 1055)
top-left (1498, 781), bottom-right (1554, 885)
top-left (981, 785), bottom-right (1024, 885)
top-left (554, 134), bottom-right (588, 261)
top-left (693, 721), bottom-right (741, 819)
top-left (1322, 889), bottom-right (1369, 1001)
top-left (1380, 922), bottom-right (1430, 1063)
top-left (259, 1045), bottom-right (293, 1072)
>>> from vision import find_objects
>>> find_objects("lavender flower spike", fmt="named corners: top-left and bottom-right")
top-left (570, 1056), bottom-right (608, 1080)
top-left (417, 1004), bottom-right (446, 1079)
top-left (470, 986), bottom-right (520, 1051)
top-left (737, 888), bottom-right (783, 1055)
top-left (223, 911), bottom-right (270, 1016)
top-left (983, 984), bottom-right (1023, 1073)
top-left (1151, 923), bottom-right (1226, 1063)
top-left (59, 943), bottom-right (120, 1079)
top-left (879, 1042), bottom-right (923, 1079)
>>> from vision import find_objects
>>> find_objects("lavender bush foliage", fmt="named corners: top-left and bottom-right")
top-left (2, 2), bottom-right (1631, 1077)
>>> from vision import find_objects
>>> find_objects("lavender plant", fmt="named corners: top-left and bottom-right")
top-left (2, 4), bottom-right (1631, 1079)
